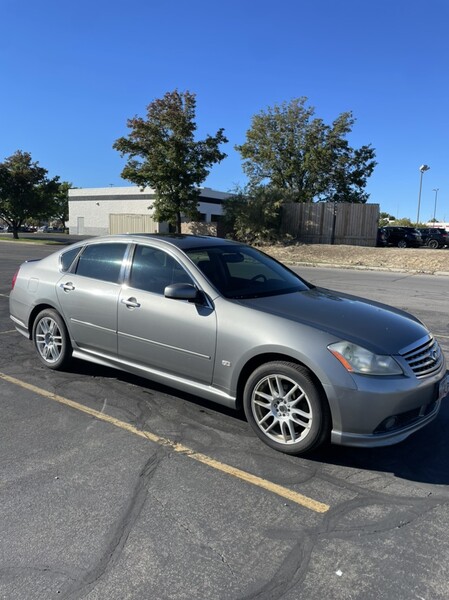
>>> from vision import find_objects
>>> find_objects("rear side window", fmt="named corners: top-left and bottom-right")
top-left (60, 247), bottom-right (82, 272)
top-left (76, 243), bottom-right (127, 283)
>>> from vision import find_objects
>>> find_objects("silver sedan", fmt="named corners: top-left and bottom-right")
top-left (9, 234), bottom-right (449, 455)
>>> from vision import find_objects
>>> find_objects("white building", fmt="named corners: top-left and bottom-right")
top-left (425, 222), bottom-right (449, 231)
top-left (68, 186), bottom-right (229, 236)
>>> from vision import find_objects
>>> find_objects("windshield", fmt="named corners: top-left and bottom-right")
top-left (185, 245), bottom-right (311, 299)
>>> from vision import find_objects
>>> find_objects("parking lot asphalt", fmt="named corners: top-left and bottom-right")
top-left (1, 240), bottom-right (449, 600)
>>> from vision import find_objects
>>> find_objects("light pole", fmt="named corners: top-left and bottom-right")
top-left (432, 188), bottom-right (439, 222)
top-left (416, 164), bottom-right (430, 225)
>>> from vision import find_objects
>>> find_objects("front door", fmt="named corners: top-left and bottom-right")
top-left (117, 244), bottom-right (217, 384)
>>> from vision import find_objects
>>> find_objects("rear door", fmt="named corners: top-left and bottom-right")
top-left (56, 242), bottom-right (128, 355)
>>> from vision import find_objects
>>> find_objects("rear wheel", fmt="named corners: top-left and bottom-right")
top-left (243, 361), bottom-right (330, 455)
top-left (32, 309), bottom-right (72, 370)
top-left (428, 239), bottom-right (439, 249)
top-left (397, 239), bottom-right (407, 248)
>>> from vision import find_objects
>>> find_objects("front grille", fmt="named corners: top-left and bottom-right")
top-left (401, 337), bottom-right (443, 378)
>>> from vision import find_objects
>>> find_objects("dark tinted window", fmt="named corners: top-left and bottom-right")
top-left (60, 247), bottom-right (82, 272)
top-left (76, 243), bottom-right (127, 283)
top-left (186, 245), bottom-right (310, 298)
top-left (129, 245), bottom-right (193, 294)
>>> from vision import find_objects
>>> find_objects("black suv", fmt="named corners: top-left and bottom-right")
top-left (377, 227), bottom-right (423, 248)
top-left (416, 228), bottom-right (449, 249)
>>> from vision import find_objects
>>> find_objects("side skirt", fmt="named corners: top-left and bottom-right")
top-left (71, 348), bottom-right (237, 409)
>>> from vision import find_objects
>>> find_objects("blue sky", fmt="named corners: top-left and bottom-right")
top-left (2, 0), bottom-right (448, 221)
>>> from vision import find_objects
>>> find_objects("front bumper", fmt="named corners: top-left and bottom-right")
top-left (331, 398), bottom-right (441, 447)
top-left (326, 362), bottom-right (448, 448)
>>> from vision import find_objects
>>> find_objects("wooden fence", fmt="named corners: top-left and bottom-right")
top-left (280, 202), bottom-right (379, 246)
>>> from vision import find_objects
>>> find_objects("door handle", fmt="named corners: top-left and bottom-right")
top-left (60, 282), bottom-right (75, 292)
top-left (121, 297), bottom-right (141, 309)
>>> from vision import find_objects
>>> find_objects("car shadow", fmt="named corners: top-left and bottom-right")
top-left (308, 399), bottom-right (449, 486)
top-left (63, 358), bottom-right (449, 487)
top-left (63, 357), bottom-right (241, 420)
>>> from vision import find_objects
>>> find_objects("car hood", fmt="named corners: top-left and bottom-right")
top-left (238, 287), bottom-right (428, 355)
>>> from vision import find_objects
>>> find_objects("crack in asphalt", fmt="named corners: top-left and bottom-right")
top-left (319, 467), bottom-right (449, 501)
top-left (58, 450), bottom-right (164, 600)
top-left (148, 488), bottom-right (239, 583)
top-left (238, 496), bottom-right (447, 600)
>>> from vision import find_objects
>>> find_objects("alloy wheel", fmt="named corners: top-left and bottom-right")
top-left (251, 373), bottom-right (313, 445)
top-left (35, 316), bottom-right (64, 364)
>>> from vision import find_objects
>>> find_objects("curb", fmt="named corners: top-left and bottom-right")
top-left (285, 261), bottom-right (449, 277)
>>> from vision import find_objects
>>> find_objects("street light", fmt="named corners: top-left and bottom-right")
top-left (416, 164), bottom-right (430, 225)
top-left (432, 188), bottom-right (439, 222)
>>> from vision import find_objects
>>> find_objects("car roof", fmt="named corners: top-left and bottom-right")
top-left (81, 233), bottom-right (242, 251)
top-left (383, 226), bottom-right (418, 231)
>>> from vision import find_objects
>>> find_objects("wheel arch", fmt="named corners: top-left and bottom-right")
top-left (28, 303), bottom-right (65, 340)
top-left (235, 352), bottom-right (332, 422)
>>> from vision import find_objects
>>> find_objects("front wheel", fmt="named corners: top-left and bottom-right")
top-left (32, 309), bottom-right (72, 370)
top-left (243, 362), bottom-right (330, 455)
top-left (397, 239), bottom-right (407, 248)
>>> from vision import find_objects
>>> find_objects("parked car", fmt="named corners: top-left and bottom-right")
top-left (377, 226), bottom-right (423, 248)
top-left (9, 234), bottom-right (448, 455)
top-left (376, 228), bottom-right (388, 246)
top-left (36, 225), bottom-right (63, 232)
top-left (416, 227), bottom-right (449, 249)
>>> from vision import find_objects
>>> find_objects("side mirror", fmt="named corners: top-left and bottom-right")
top-left (164, 283), bottom-right (199, 301)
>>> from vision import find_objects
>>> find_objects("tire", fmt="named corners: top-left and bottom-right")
top-left (397, 239), bottom-right (407, 248)
top-left (243, 361), bottom-right (330, 455)
top-left (428, 239), bottom-right (439, 249)
top-left (32, 309), bottom-right (72, 370)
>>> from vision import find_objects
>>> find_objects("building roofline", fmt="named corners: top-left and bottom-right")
top-left (68, 185), bottom-right (230, 201)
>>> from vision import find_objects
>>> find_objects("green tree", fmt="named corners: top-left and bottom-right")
top-left (389, 217), bottom-right (419, 227)
top-left (379, 212), bottom-right (396, 227)
top-left (0, 151), bottom-right (60, 239)
top-left (236, 97), bottom-right (376, 203)
top-left (223, 186), bottom-right (284, 243)
top-left (51, 181), bottom-right (72, 231)
top-left (113, 90), bottom-right (228, 232)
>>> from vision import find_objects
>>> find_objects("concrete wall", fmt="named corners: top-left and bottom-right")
top-left (68, 186), bottom-right (228, 236)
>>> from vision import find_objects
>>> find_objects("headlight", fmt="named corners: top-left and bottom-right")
top-left (328, 341), bottom-right (403, 375)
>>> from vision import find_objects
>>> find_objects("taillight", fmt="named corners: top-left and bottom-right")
top-left (11, 269), bottom-right (19, 290)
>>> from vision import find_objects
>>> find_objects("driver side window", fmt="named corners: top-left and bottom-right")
top-left (129, 245), bottom-right (193, 294)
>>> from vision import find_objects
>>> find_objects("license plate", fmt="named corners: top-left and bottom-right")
top-left (438, 375), bottom-right (449, 401)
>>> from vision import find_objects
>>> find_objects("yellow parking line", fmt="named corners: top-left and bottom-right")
top-left (0, 372), bottom-right (329, 513)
